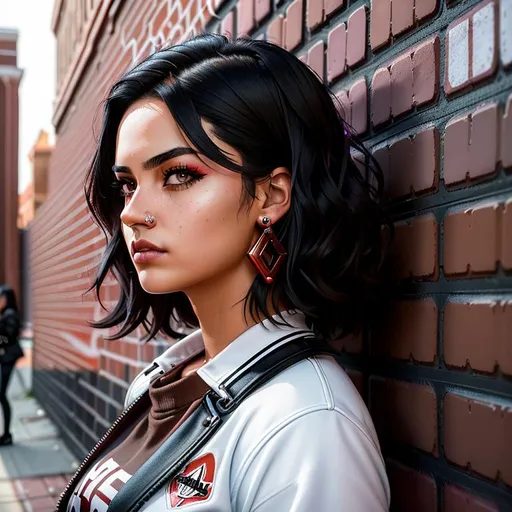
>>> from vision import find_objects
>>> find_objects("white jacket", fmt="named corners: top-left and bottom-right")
top-left (121, 312), bottom-right (390, 511)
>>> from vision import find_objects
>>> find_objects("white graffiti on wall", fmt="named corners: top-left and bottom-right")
top-left (120, 0), bottom-right (218, 65)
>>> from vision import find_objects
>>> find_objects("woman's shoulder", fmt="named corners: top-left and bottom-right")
top-left (234, 354), bottom-right (376, 441)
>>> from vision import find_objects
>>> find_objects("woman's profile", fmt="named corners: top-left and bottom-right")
top-left (0, 285), bottom-right (24, 446)
top-left (58, 34), bottom-right (391, 511)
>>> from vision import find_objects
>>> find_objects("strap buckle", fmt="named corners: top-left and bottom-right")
top-left (216, 384), bottom-right (236, 414)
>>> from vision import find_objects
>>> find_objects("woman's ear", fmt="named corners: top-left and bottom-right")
top-left (257, 167), bottom-right (291, 223)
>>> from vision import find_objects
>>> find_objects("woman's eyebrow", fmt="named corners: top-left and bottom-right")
top-left (112, 147), bottom-right (197, 174)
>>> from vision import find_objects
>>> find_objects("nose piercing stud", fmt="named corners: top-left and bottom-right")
top-left (144, 214), bottom-right (155, 225)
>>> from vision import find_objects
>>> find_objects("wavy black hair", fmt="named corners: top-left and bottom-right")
top-left (85, 34), bottom-right (390, 343)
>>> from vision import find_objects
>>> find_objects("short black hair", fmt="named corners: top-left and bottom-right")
top-left (0, 285), bottom-right (18, 313)
top-left (85, 34), bottom-right (390, 343)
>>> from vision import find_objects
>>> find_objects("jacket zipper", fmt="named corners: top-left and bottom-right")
top-left (125, 392), bottom-right (223, 512)
top-left (55, 390), bottom-right (148, 511)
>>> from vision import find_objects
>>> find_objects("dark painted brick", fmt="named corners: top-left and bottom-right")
top-left (387, 461), bottom-right (438, 512)
top-left (444, 393), bottom-right (512, 485)
top-left (346, 6), bottom-right (366, 67)
top-left (370, 378), bottom-right (438, 454)
top-left (501, 94), bottom-right (512, 169)
top-left (444, 203), bottom-right (499, 276)
top-left (372, 299), bottom-right (438, 363)
top-left (371, 67), bottom-right (391, 126)
top-left (390, 214), bottom-right (438, 280)
top-left (415, 0), bottom-right (439, 21)
top-left (391, 0), bottom-right (414, 36)
top-left (307, 40), bottom-right (324, 80)
top-left (348, 78), bottom-right (367, 134)
top-left (327, 22), bottom-right (346, 82)
top-left (370, 0), bottom-right (391, 50)
top-left (284, 0), bottom-right (303, 51)
top-left (444, 484), bottom-right (498, 511)
top-left (266, 14), bottom-right (284, 46)
top-left (306, 0), bottom-right (323, 29)
top-left (324, 0), bottom-right (344, 17)
top-left (412, 37), bottom-right (440, 106)
top-left (444, 300), bottom-right (512, 375)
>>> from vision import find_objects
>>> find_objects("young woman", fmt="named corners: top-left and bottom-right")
top-left (60, 34), bottom-right (390, 511)
top-left (0, 285), bottom-right (24, 446)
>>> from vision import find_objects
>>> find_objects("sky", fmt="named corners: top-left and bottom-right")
top-left (1, 0), bottom-right (56, 192)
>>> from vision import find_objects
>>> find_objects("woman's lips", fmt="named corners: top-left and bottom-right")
top-left (133, 250), bottom-right (167, 263)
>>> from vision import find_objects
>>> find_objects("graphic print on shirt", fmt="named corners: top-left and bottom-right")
top-left (168, 453), bottom-right (216, 508)
top-left (66, 457), bottom-right (132, 512)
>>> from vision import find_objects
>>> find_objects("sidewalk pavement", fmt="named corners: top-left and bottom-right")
top-left (0, 340), bottom-right (79, 511)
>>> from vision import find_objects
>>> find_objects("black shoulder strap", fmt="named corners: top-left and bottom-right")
top-left (108, 335), bottom-right (335, 512)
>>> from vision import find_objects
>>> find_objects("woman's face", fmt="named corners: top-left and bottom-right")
top-left (114, 98), bottom-right (262, 296)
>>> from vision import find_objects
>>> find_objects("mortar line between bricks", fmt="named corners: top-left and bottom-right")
top-left (386, 176), bottom-right (512, 220)
top-left (334, 353), bottom-right (512, 399)
top-left (387, 448), bottom-right (512, 511)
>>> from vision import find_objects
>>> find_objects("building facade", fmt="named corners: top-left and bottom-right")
top-left (0, 28), bottom-right (22, 301)
top-left (29, 0), bottom-right (511, 510)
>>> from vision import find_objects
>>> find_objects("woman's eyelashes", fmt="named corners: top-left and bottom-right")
top-left (114, 164), bottom-right (205, 197)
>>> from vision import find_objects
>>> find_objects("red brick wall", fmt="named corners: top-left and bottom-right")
top-left (29, 0), bottom-right (512, 509)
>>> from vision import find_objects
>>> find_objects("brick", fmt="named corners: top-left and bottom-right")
top-left (284, 0), bottom-right (303, 51)
top-left (372, 146), bottom-right (389, 184)
top-left (388, 137), bottom-right (414, 198)
top-left (335, 89), bottom-right (350, 120)
top-left (444, 114), bottom-right (470, 185)
top-left (324, 0), bottom-right (344, 17)
top-left (346, 369), bottom-right (364, 396)
top-left (221, 11), bottom-right (235, 38)
top-left (501, 0), bottom-right (512, 67)
top-left (371, 67), bottom-right (391, 126)
top-left (307, 41), bottom-right (324, 81)
top-left (348, 78), bottom-right (367, 134)
top-left (501, 94), bottom-right (512, 169)
top-left (412, 37), bottom-right (440, 106)
top-left (444, 300), bottom-right (512, 375)
top-left (346, 6), bottom-right (366, 67)
top-left (329, 332), bottom-right (363, 354)
top-left (444, 204), bottom-right (499, 276)
top-left (372, 299), bottom-right (438, 363)
top-left (387, 128), bottom-right (439, 198)
top-left (370, 379), bottom-right (438, 454)
top-left (444, 393), bottom-right (512, 485)
top-left (412, 127), bottom-right (439, 193)
top-left (266, 15), bottom-right (284, 46)
top-left (445, 0), bottom-right (498, 95)
top-left (254, 0), bottom-right (271, 23)
top-left (391, 54), bottom-right (413, 117)
top-left (503, 201), bottom-right (512, 269)
top-left (415, 0), bottom-right (438, 21)
top-left (391, 0), bottom-right (413, 36)
top-left (445, 485), bottom-right (498, 512)
top-left (307, 0), bottom-right (324, 29)
top-left (468, 104), bottom-right (499, 179)
top-left (370, 0), bottom-right (391, 50)
top-left (14, 478), bottom-right (49, 498)
top-left (327, 23), bottom-right (347, 82)
top-left (390, 214), bottom-right (438, 279)
top-left (237, 0), bottom-right (255, 35)
top-left (387, 462), bottom-right (438, 512)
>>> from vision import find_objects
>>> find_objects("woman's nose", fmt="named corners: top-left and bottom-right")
top-left (120, 190), bottom-right (154, 229)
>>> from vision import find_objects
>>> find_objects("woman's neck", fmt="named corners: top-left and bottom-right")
top-left (185, 266), bottom-right (276, 361)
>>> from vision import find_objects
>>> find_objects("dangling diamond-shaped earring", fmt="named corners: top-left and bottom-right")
top-left (247, 217), bottom-right (287, 284)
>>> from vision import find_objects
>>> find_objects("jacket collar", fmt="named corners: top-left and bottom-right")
top-left (150, 311), bottom-right (313, 397)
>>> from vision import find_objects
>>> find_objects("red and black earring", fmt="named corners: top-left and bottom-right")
top-left (247, 216), bottom-right (287, 284)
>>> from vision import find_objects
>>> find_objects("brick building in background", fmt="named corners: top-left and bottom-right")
top-left (0, 28), bottom-right (22, 301)
top-left (28, 0), bottom-right (511, 510)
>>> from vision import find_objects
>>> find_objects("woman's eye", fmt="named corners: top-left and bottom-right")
top-left (165, 172), bottom-right (192, 186)
top-left (119, 180), bottom-right (136, 196)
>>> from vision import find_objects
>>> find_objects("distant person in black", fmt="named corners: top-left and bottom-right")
top-left (0, 285), bottom-right (24, 446)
